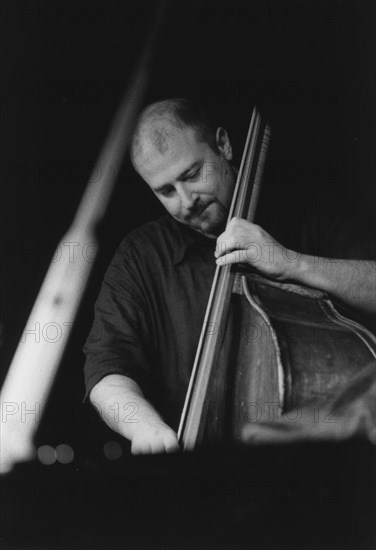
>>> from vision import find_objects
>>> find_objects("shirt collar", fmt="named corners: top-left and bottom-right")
top-left (168, 217), bottom-right (215, 266)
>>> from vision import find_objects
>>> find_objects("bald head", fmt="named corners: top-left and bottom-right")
top-left (130, 98), bottom-right (217, 171)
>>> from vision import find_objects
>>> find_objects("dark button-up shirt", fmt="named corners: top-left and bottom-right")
top-left (83, 215), bottom-right (216, 429)
top-left (83, 204), bottom-right (375, 431)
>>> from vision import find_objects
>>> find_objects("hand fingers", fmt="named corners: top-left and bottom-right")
top-left (131, 430), bottom-right (179, 455)
top-left (132, 439), bottom-right (178, 455)
top-left (215, 236), bottom-right (238, 258)
top-left (215, 236), bottom-right (265, 261)
top-left (150, 439), bottom-right (169, 454)
top-left (216, 219), bottom-right (270, 262)
top-left (216, 248), bottom-right (256, 267)
top-left (164, 437), bottom-right (179, 454)
top-left (131, 442), bottom-right (152, 455)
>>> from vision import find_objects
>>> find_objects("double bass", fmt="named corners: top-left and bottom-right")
top-left (178, 108), bottom-right (376, 450)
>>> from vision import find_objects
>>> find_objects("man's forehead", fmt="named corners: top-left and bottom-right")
top-left (136, 126), bottom-right (206, 186)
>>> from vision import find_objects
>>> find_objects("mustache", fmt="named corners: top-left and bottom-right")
top-left (184, 200), bottom-right (213, 220)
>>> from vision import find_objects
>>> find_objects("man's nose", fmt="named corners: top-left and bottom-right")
top-left (179, 186), bottom-right (198, 211)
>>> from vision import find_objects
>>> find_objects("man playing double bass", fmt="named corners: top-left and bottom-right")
top-left (83, 98), bottom-right (376, 454)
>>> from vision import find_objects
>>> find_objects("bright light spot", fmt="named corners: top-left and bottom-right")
top-left (103, 440), bottom-right (122, 460)
top-left (56, 443), bottom-right (75, 464)
top-left (37, 445), bottom-right (56, 466)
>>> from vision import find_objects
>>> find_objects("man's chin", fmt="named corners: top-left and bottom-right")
top-left (176, 203), bottom-right (228, 238)
top-left (192, 226), bottom-right (218, 239)
top-left (182, 218), bottom-right (226, 239)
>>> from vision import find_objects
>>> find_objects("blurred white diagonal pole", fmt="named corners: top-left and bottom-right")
top-left (0, 2), bottom-right (168, 474)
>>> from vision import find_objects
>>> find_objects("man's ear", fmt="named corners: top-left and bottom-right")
top-left (215, 127), bottom-right (233, 160)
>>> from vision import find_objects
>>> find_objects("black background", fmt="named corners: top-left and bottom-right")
top-left (1, 0), bottom-right (375, 470)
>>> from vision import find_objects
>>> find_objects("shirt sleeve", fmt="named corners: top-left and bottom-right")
top-left (82, 238), bottom-right (154, 402)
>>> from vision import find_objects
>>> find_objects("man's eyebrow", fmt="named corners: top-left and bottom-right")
top-left (153, 161), bottom-right (201, 192)
top-left (176, 161), bottom-right (201, 181)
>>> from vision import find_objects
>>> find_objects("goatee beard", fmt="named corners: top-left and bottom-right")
top-left (189, 202), bottom-right (229, 238)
